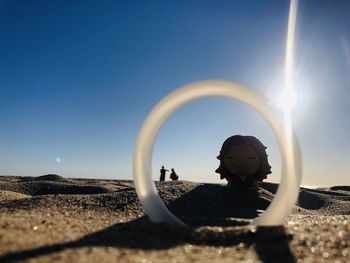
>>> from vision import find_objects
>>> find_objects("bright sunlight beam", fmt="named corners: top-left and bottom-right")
top-left (280, 0), bottom-right (298, 122)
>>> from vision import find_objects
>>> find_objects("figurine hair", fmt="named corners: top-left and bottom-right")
top-left (215, 135), bottom-right (271, 184)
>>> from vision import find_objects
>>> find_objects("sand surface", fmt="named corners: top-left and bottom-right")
top-left (0, 174), bottom-right (349, 262)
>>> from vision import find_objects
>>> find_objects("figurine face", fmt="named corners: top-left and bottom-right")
top-left (223, 144), bottom-right (260, 177)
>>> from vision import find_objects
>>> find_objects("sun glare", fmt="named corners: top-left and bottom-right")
top-left (276, 87), bottom-right (296, 110)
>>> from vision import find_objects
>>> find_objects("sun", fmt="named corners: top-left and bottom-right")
top-left (276, 84), bottom-right (296, 112)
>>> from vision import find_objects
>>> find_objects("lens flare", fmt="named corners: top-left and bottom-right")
top-left (283, 0), bottom-right (298, 121)
top-left (278, 0), bottom-right (300, 210)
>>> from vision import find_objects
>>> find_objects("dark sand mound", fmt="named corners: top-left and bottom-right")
top-left (165, 184), bottom-right (273, 220)
top-left (0, 174), bottom-right (134, 196)
top-left (0, 180), bottom-right (111, 196)
top-left (298, 188), bottom-right (350, 214)
top-left (21, 174), bottom-right (78, 184)
top-left (330, 185), bottom-right (350, 192)
top-left (0, 175), bottom-right (349, 262)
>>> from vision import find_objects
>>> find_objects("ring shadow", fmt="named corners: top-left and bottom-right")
top-left (0, 184), bottom-right (295, 262)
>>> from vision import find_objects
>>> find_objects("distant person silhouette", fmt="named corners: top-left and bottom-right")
top-left (170, 168), bottom-right (179, 181)
top-left (159, 166), bottom-right (169, 182)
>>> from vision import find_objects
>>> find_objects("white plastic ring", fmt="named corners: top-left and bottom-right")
top-left (133, 80), bottom-right (301, 227)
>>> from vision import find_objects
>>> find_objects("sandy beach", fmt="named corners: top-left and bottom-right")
top-left (0, 174), bottom-right (349, 262)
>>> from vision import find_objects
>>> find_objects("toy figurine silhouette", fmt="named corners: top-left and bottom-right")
top-left (215, 135), bottom-right (271, 187)
top-left (159, 166), bottom-right (169, 182)
top-left (170, 168), bottom-right (179, 181)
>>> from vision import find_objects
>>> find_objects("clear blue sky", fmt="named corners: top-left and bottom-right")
top-left (1, 0), bottom-right (349, 186)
